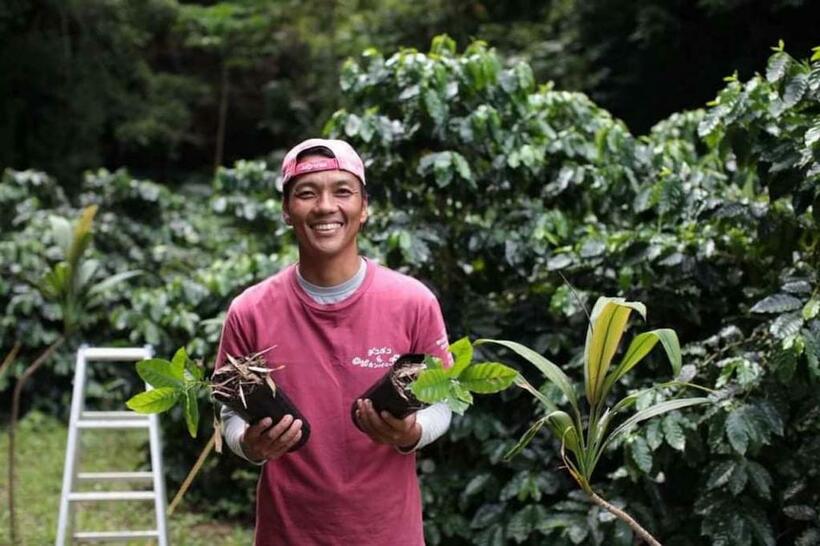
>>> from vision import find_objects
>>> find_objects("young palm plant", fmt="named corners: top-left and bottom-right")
top-left (6, 205), bottom-right (139, 545)
top-left (479, 296), bottom-right (711, 545)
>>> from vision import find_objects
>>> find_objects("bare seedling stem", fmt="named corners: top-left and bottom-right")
top-left (587, 489), bottom-right (662, 546)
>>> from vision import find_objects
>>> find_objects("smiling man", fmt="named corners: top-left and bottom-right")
top-left (214, 138), bottom-right (453, 545)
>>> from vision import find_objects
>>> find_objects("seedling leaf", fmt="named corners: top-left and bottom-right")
top-left (448, 337), bottom-right (474, 377)
top-left (127, 387), bottom-right (179, 413)
top-left (136, 359), bottom-right (184, 389)
top-left (410, 368), bottom-right (450, 403)
top-left (184, 390), bottom-right (199, 437)
top-left (458, 362), bottom-right (518, 393)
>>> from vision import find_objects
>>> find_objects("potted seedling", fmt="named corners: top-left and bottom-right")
top-left (479, 296), bottom-right (713, 545)
top-left (126, 346), bottom-right (310, 451)
top-left (352, 337), bottom-right (520, 428)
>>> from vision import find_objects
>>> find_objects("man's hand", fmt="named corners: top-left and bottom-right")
top-left (241, 415), bottom-right (303, 462)
top-left (355, 398), bottom-right (422, 450)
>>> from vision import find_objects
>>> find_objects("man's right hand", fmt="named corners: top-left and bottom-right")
top-left (241, 415), bottom-right (303, 462)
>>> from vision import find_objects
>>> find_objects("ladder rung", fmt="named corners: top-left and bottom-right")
top-left (77, 418), bottom-right (150, 429)
top-left (68, 491), bottom-right (156, 502)
top-left (81, 411), bottom-right (146, 420)
top-left (81, 347), bottom-right (152, 361)
top-left (77, 471), bottom-right (154, 482)
top-left (73, 530), bottom-right (159, 542)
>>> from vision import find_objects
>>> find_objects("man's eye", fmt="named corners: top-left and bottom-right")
top-left (336, 188), bottom-right (353, 196)
top-left (295, 191), bottom-right (315, 199)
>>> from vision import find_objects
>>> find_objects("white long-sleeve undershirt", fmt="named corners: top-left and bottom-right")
top-left (221, 402), bottom-right (452, 464)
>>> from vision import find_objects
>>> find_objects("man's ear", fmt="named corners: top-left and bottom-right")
top-left (282, 207), bottom-right (292, 225)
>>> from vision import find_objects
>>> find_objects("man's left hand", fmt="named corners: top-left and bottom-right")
top-left (355, 398), bottom-right (421, 450)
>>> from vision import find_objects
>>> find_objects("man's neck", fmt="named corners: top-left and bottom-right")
top-left (297, 249), bottom-right (363, 287)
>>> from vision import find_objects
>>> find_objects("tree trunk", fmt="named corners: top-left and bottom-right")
top-left (214, 61), bottom-right (229, 173)
top-left (587, 489), bottom-right (662, 546)
top-left (8, 336), bottom-right (65, 545)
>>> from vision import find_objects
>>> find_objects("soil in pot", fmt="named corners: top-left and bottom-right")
top-left (351, 353), bottom-right (428, 431)
top-left (212, 350), bottom-right (310, 452)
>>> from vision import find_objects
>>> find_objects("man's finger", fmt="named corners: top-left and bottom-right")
top-left (244, 417), bottom-right (273, 443)
top-left (264, 414), bottom-right (295, 442)
top-left (380, 410), bottom-right (415, 431)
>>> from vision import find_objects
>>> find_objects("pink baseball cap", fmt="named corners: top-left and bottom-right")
top-left (278, 138), bottom-right (366, 192)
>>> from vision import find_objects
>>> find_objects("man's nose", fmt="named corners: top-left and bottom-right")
top-left (315, 190), bottom-right (337, 212)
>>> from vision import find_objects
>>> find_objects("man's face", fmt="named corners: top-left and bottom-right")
top-left (283, 164), bottom-right (367, 261)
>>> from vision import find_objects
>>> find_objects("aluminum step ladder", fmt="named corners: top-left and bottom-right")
top-left (56, 345), bottom-right (169, 545)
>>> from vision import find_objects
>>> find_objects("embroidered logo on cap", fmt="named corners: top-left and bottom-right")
top-left (293, 158), bottom-right (340, 175)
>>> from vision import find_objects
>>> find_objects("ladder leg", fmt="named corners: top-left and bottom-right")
top-left (56, 347), bottom-right (88, 546)
top-left (149, 414), bottom-right (170, 546)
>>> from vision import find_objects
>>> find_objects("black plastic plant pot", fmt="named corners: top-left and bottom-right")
top-left (214, 383), bottom-right (311, 452)
top-left (351, 353), bottom-right (428, 432)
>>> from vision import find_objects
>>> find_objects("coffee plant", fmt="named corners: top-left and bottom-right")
top-left (2, 37), bottom-right (818, 544)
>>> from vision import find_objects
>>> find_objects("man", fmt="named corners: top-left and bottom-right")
top-left (215, 138), bottom-right (453, 545)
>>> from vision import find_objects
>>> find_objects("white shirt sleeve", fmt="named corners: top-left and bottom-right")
top-left (220, 405), bottom-right (265, 465)
top-left (398, 402), bottom-right (452, 453)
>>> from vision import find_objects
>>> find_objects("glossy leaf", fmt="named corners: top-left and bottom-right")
top-left (583, 297), bottom-right (645, 404)
top-left (184, 390), bottom-right (199, 437)
top-left (136, 358), bottom-right (184, 389)
top-left (477, 338), bottom-right (578, 416)
top-left (457, 362), bottom-right (518, 393)
top-left (126, 387), bottom-right (179, 414)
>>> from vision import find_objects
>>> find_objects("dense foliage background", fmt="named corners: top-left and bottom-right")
top-left (2, 1), bottom-right (819, 545)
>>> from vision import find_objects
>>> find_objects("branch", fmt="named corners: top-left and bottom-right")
top-left (587, 489), bottom-right (662, 546)
top-left (8, 336), bottom-right (65, 545)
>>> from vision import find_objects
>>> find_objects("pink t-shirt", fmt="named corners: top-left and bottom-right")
top-left (215, 259), bottom-right (450, 546)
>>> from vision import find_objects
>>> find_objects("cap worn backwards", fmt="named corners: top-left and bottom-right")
top-left (278, 138), bottom-right (366, 192)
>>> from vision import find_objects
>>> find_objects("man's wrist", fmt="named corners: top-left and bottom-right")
top-left (397, 422), bottom-right (423, 452)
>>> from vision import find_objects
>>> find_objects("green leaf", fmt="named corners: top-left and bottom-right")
top-left (446, 396), bottom-right (470, 415)
top-left (513, 375), bottom-right (559, 413)
top-left (546, 410), bottom-right (581, 454)
top-left (87, 270), bottom-right (141, 300)
top-left (136, 358), bottom-right (184, 389)
top-left (606, 397), bottom-right (710, 448)
top-left (725, 407), bottom-right (751, 455)
top-left (126, 387), bottom-right (179, 414)
top-left (583, 297), bottom-right (646, 405)
top-left (184, 390), bottom-right (199, 437)
top-left (504, 416), bottom-right (547, 460)
top-left (477, 338), bottom-right (578, 417)
top-left (802, 298), bottom-right (820, 320)
top-left (458, 362), bottom-right (518, 393)
top-left (172, 347), bottom-right (188, 375)
top-left (448, 337), bottom-right (474, 377)
top-left (782, 72), bottom-right (808, 109)
top-left (750, 293), bottom-right (802, 313)
top-left (507, 504), bottom-right (547, 544)
top-left (766, 51), bottom-right (790, 83)
top-left (783, 505), bottom-right (817, 521)
top-left (662, 413), bottom-right (686, 451)
top-left (728, 462), bottom-right (748, 495)
top-left (49, 215), bottom-right (73, 256)
top-left (769, 312), bottom-right (803, 339)
top-left (603, 329), bottom-right (680, 394)
top-left (646, 419), bottom-right (663, 450)
top-left (410, 368), bottom-right (450, 403)
top-left (746, 460), bottom-right (772, 500)
top-left (707, 460), bottom-right (736, 490)
top-left (630, 436), bottom-right (652, 473)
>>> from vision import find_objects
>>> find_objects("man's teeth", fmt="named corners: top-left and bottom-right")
top-left (313, 223), bottom-right (342, 231)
